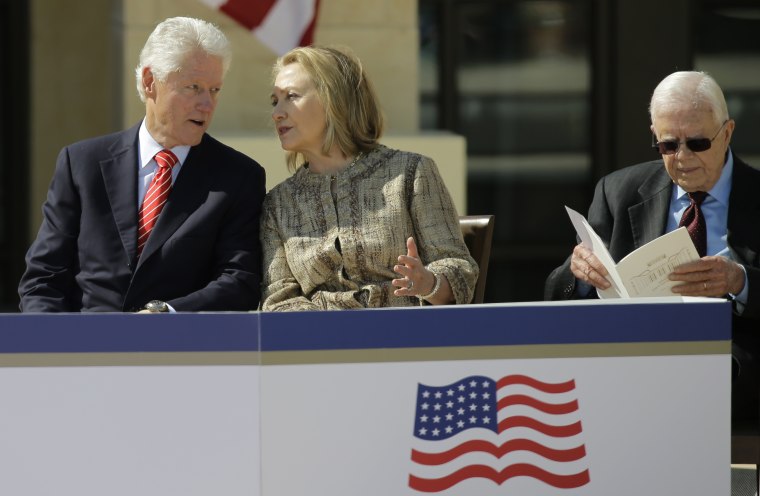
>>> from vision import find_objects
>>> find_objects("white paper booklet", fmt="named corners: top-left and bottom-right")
top-left (565, 206), bottom-right (701, 299)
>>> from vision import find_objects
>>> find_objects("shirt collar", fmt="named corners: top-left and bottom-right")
top-left (138, 119), bottom-right (191, 169)
top-left (674, 148), bottom-right (733, 206)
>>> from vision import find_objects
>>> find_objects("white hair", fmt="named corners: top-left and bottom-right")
top-left (135, 17), bottom-right (231, 102)
top-left (649, 71), bottom-right (729, 126)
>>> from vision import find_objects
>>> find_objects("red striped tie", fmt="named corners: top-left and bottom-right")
top-left (137, 149), bottom-right (178, 257)
top-left (678, 191), bottom-right (708, 257)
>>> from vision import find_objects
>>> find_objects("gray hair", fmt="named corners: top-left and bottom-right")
top-left (135, 17), bottom-right (231, 102)
top-left (649, 71), bottom-right (729, 126)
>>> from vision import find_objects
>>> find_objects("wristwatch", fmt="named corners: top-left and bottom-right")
top-left (143, 300), bottom-right (170, 313)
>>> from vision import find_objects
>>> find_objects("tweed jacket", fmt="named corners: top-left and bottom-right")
top-left (260, 145), bottom-right (478, 311)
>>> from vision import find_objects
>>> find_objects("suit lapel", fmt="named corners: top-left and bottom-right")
top-left (101, 126), bottom-right (140, 265)
top-left (628, 165), bottom-right (672, 249)
top-left (728, 157), bottom-right (760, 265)
top-left (136, 136), bottom-right (212, 267)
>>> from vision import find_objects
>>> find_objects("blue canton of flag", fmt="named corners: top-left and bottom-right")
top-left (413, 375), bottom-right (498, 440)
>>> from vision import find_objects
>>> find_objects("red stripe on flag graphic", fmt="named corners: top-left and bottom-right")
top-left (497, 394), bottom-right (579, 414)
top-left (409, 374), bottom-right (590, 492)
top-left (498, 415), bottom-right (583, 437)
top-left (497, 374), bottom-right (576, 393)
top-left (411, 439), bottom-right (586, 465)
top-left (409, 464), bottom-right (591, 493)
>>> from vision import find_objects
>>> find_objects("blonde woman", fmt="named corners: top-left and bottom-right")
top-left (260, 46), bottom-right (477, 311)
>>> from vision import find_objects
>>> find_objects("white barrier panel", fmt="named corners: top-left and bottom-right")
top-left (0, 298), bottom-right (731, 495)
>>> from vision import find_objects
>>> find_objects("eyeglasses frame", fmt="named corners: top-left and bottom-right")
top-left (651, 119), bottom-right (729, 155)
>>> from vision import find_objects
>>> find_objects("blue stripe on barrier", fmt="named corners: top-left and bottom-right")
top-left (259, 300), bottom-right (731, 351)
top-left (0, 313), bottom-right (259, 353)
top-left (0, 300), bottom-right (731, 354)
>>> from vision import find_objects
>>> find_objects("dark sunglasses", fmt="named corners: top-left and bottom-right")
top-left (652, 120), bottom-right (728, 155)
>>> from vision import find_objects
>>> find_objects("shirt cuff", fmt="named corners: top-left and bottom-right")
top-left (729, 264), bottom-right (749, 314)
top-left (575, 279), bottom-right (593, 297)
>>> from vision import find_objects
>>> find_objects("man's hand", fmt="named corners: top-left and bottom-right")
top-left (570, 244), bottom-right (611, 290)
top-left (669, 256), bottom-right (745, 297)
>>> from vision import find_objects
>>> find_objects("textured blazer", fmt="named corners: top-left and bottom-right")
top-left (19, 123), bottom-right (266, 312)
top-left (260, 145), bottom-right (478, 311)
top-left (544, 156), bottom-right (760, 331)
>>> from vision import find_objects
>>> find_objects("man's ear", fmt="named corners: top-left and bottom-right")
top-left (724, 118), bottom-right (736, 143)
top-left (142, 67), bottom-right (156, 99)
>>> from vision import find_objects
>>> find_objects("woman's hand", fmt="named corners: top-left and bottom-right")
top-left (393, 237), bottom-right (455, 304)
top-left (393, 237), bottom-right (436, 297)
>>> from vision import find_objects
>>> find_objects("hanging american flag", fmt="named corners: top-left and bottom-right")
top-left (198, 0), bottom-right (320, 55)
top-left (409, 374), bottom-right (590, 492)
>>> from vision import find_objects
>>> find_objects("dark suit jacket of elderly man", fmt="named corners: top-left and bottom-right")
top-left (19, 123), bottom-right (266, 312)
top-left (544, 155), bottom-right (760, 422)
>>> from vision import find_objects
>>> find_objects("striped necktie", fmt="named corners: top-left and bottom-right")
top-left (137, 149), bottom-right (178, 257)
top-left (678, 191), bottom-right (708, 257)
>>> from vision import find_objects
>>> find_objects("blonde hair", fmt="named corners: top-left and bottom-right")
top-left (273, 46), bottom-right (384, 171)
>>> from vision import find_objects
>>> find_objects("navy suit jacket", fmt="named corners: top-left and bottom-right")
top-left (19, 123), bottom-right (266, 312)
top-left (544, 155), bottom-right (760, 330)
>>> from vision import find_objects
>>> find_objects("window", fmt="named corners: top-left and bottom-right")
top-left (420, 0), bottom-right (592, 302)
top-left (0, 0), bottom-right (29, 311)
top-left (694, 3), bottom-right (760, 165)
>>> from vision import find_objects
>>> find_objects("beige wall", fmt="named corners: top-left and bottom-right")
top-left (220, 132), bottom-right (468, 214)
top-left (30, 0), bottom-right (121, 233)
top-left (120, 0), bottom-right (418, 132)
top-left (29, 0), bottom-right (467, 234)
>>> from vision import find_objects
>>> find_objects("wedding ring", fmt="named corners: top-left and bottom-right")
top-left (408, 280), bottom-right (414, 290)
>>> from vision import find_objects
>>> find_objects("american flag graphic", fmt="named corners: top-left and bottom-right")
top-left (198, 0), bottom-right (320, 55)
top-left (409, 375), bottom-right (590, 492)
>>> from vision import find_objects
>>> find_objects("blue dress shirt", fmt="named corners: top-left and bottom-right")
top-left (665, 150), bottom-right (748, 304)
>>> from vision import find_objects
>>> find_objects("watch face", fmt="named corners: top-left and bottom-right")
top-left (145, 300), bottom-right (168, 313)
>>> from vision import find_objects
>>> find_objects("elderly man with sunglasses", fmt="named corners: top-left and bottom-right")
top-left (545, 70), bottom-right (760, 426)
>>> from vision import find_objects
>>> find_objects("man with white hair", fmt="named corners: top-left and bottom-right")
top-left (545, 71), bottom-right (759, 425)
top-left (19, 17), bottom-right (266, 312)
